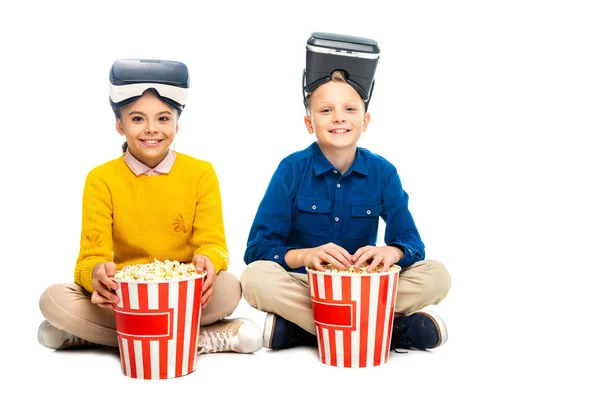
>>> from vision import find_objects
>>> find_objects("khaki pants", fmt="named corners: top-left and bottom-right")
top-left (240, 260), bottom-right (451, 335)
top-left (39, 271), bottom-right (241, 347)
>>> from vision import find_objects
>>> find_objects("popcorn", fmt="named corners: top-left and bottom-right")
top-left (308, 262), bottom-right (401, 274)
top-left (114, 259), bottom-right (204, 282)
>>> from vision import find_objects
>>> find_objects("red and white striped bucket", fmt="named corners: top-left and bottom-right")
top-left (113, 275), bottom-right (204, 379)
top-left (308, 269), bottom-right (400, 368)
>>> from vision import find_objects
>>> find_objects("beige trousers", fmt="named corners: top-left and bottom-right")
top-left (39, 271), bottom-right (241, 347)
top-left (240, 260), bottom-right (451, 335)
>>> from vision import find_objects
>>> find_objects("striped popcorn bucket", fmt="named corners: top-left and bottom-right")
top-left (308, 268), bottom-right (400, 368)
top-left (113, 275), bottom-right (204, 379)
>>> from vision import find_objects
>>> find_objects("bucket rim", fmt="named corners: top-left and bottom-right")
top-left (306, 267), bottom-right (400, 277)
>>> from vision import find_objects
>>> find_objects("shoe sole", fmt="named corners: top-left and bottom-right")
top-left (37, 320), bottom-right (52, 348)
top-left (262, 313), bottom-right (276, 349)
top-left (415, 310), bottom-right (448, 348)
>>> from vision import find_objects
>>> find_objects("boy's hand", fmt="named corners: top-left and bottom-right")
top-left (91, 262), bottom-right (119, 308)
top-left (301, 242), bottom-right (353, 271)
top-left (193, 254), bottom-right (216, 309)
top-left (352, 246), bottom-right (404, 272)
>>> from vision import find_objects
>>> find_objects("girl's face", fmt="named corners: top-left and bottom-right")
top-left (116, 91), bottom-right (179, 168)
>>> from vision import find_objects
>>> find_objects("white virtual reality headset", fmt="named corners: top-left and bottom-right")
top-left (109, 59), bottom-right (190, 115)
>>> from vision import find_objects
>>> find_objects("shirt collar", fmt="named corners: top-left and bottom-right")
top-left (124, 149), bottom-right (176, 176)
top-left (312, 143), bottom-right (368, 176)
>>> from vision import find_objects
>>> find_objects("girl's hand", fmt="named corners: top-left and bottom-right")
top-left (193, 254), bottom-right (216, 308)
top-left (301, 242), bottom-right (353, 271)
top-left (352, 246), bottom-right (404, 272)
top-left (91, 262), bottom-right (119, 308)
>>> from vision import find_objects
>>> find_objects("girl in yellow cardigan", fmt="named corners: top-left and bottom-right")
top-left (37, 59), bottom-right (262, 354)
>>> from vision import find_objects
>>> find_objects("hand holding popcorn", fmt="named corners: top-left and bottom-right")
top-left (91, 261), bottom-right (119, 308)
top-left (192, 254), bottom-right (215, 309)
top-left (352, 245), bottom-right (404, 272)
top-left (300, 242), bottom-right (353, 271)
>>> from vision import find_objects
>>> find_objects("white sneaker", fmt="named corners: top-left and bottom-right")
top-left (37, 320), bottom-right (98, 350)
top-left (198, 318), bottom-right (263, 354)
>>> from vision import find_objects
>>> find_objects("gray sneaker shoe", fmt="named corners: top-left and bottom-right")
top-left (198, 318), bottom-right (263, 354)
top-left (37, 320), bottom-right (99, 350)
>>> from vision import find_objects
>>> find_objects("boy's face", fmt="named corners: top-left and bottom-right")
top-left (304, 80), bottom-right (370, 152)
top-left (116, 91), bottom-right (179, 168)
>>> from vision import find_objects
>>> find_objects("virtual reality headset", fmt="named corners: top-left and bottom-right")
top-left (109, 59), bottom-right (190, 115)
top-left (303, 32), bottom-right (380, 110)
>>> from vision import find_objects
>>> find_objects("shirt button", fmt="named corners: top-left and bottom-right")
top-left (334, 217), bottom-right (340, 222)
top-left (366, 210), bottom-right (371, 215)
top-left (312, 205), bottom-right (317, 210)
top-left (274, 255), bottom-right (279, 260)
top-left (333, 170), bottom-right (338, 174)
top-left (336, 183), bottom-right (341, 188)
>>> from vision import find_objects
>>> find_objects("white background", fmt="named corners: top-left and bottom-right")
top-left (1, 0), bottom-right (599, 398)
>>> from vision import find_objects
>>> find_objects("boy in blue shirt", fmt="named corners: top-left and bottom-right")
top-left (241, 33), bottom-right (451, 351)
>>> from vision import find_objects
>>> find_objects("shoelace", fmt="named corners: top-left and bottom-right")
top-left (62, 334), bottom-right (94, 348)
top-left (199, 328), bottom-right (234, 353)
top-left (390, 323), bottom-right (409, 354)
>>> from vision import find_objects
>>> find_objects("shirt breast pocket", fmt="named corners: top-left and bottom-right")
top-left (348, 203), bottom-right (382, 239)
top-left (294, 197), bottom-right (331, 237)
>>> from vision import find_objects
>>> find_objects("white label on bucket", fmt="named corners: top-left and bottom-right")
top-left (121, 337), bottom-right (131, 376)
top-left (316, 274), bottom-right (326, 299)
top-left (128, 283), bottom-right (139, 310)
top-left (150, 340), bottom-right (160, 380)
top-left (134, 340), bottom-right (144, 377)
top-left (148, 283), bottom-right (159, 309)
top-left (331, 275), bottom-right (343, 301)
top-left (335, 330), bottom-right (344, 364)
top-left (322, 327), bottom-right (330, 365)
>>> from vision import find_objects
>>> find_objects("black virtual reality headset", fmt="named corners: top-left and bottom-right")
top-left (109, 59), bottom-right (190, 115)
top-left (303, 32), bottom-right (380, 110)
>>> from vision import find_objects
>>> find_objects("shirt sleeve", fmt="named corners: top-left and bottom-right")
top-left (192, 164), bottom-right (229, 274)
top-left (381, 164), bottom-right (425, 267)
top-left (244, 159), bottom-right (296, 268)
top-left (74, 171), bottom-right (115, 294)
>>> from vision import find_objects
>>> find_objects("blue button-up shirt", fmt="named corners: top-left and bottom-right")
top-left (244, 143), bottom-right (425, 273)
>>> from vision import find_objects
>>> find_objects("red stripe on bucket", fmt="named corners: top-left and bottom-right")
top-left (187, 278), bottom-right (203, 374)
top-left (342, 277), bottom-right (352, 368)
top-left (175, 280), bottom-right (188, 377)
top-left (159, 283), bottom-right (169, 379)
top-left (373, 274), bottom-right (389, 366)
top-left (359, 275), bottom-right (371, 368)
